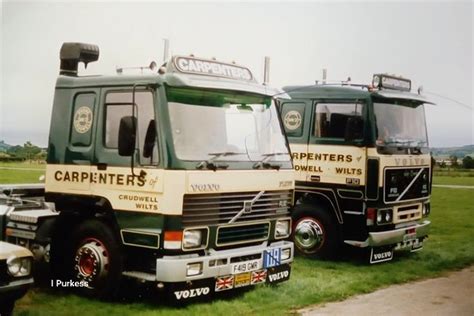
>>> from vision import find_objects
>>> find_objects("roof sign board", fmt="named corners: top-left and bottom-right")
top-left (373, 74), bottom-right (411, 92)
top-left (174, 56), bottom-right (253, 81)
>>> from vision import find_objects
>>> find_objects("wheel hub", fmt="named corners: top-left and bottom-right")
top-left (75, 239), bottom-right (109, 285)
top-left (294, 218), bottom-right (325, 252)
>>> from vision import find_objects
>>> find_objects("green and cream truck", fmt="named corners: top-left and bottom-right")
top-left (278, 74), bottom-right (432, 263)
top-left (0, 42), bottom-right (295, 300)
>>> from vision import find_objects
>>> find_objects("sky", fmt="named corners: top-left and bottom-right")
top-left (1, 0), bottom-right (472, 148)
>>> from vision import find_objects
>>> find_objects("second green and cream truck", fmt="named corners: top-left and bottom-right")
top-left (0, 42), bottom-right (295, 301)
top-left (278, 74), bottom-right (432, 263)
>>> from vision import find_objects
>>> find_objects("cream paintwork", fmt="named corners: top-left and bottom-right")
top-left (392, 203), bottom-right (422, 224)
top-left (0, 241), bottom-right (33, 260)
top-left (45, 164), bottom-right (294, 215)
top-left (291, 144), bottom-right (367, 185)
top-left (289, 144), bottom-right (308, 182)
top-left (290, 145), bottom-right (430, 188)
top-left (186, 169), bottom-right (294, 193)
top-left (367, 148), bottom-right (431, 187)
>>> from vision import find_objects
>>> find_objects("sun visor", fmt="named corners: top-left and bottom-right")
top-left (163, 73), bottom-right (280, 97)
top-left (373, 90), bottom-right (435, 105)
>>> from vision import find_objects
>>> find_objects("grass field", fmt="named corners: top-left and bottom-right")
top-left (432, 176), bottom-right (474, 186)
top-left (0, 162), bottom-right (45, 184)
top-left (434, 169), bottom-right (474, 177)
top-left (1, 165), bottom-right (473, 315)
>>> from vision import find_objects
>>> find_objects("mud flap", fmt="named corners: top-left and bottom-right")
top-left (411, 239), bottom-right (424, 252)
top-left (266, 264), bottom-right (291, 284)
top-left (165, 279), bottom-right (213, 304)
top-left (370, 246), bottom-right (394, 264)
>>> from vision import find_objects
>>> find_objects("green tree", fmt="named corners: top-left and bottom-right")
top-left (6, 141), bottom-right (41, 160)
top-left (449, 155), bottom-right (459, 168)
top-left (462, 156), bottom-right (474, 169)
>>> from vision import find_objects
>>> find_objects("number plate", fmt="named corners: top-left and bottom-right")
top-left (231, 259), bottom-right (260, 274)
top-left (234, 272), bottom-right (252, 288)
top-left (411, 239), bottom-right (423, 252)
top-left (263, 248), bottom-right (281, 269)
top-left (403, 232), bottom-right (417, 242)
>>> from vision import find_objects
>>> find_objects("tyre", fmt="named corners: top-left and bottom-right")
top-left (291, 203), bottom-right (340, 259)
top-left (68, 219), bottom-right (123, 299)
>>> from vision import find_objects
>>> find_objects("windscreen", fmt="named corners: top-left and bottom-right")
top-left (374, 102), bottom-right (428, 148)
top-left (167, 88), bottom-right (290, 163)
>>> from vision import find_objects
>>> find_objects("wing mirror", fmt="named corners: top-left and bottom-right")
top-left (118, 116), bottom-right (137, 156)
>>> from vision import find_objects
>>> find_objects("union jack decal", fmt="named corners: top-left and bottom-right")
top-left (215, 275), bottom-right (234, 292)
top-left (251, 269), bottom-right (267, 284)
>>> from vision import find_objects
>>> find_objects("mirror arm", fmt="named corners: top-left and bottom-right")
top-left (130, 84), bottom-right (138, 177)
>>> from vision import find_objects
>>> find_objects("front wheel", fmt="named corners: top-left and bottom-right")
top-left (68, 219), bottom-right (123, 299)
top-left (291, 204), bottom-right (340, 259)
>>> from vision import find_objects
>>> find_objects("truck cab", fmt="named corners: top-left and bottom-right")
top-left (279, 74), bottom-right (431, 263)
top-left (2, 43), bottom-right (294, 300)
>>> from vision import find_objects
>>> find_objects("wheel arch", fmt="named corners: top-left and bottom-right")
top-left (295, 189), bottom-right (344, 224)
top-left (50, 195), bottom-right (122, 250)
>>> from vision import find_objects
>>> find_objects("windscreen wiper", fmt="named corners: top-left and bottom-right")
top-left (379, 140), bottom-right (425, 154)
top-left (253, 152), bottom-right (289, 170)
top-left (196, 152), bottom-right (246, 171)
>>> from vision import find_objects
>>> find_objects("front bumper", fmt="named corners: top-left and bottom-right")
top-left (344, 220), bottom-right (431, 248)
top-left (155, 240), bottom-right (293, 283)
top-left (0, 277), bottom-right (34, 302)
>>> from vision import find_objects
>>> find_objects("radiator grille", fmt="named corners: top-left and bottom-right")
top-left (217, 222), bottom-right (270, 246)
top-left (384, 167), bottom-right (430, 203)
top-left (394, 204), bottom-right (422, 224)
top-left (182, 190), bottom-right (292, 226)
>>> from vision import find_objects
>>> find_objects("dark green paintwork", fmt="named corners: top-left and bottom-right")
top-left (121, 230), bottom-right (160, 248)
top-left (115, 211), bottom-right (164, 231)
top-left (280, 85), bottom-right (429, 148)
top-left (283, 85), bottom-right (371, 100)
top-left (48, 73), bottom-right (292, 170)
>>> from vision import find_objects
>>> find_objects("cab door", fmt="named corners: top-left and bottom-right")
top-left (308, 100), bottom-right (367, 187)
top-left (93, 87), bottom-right (159, 168)
top-left (91, 87), bottom-right (164, 213)
top-left (62, 89), bottom-right (100, 193)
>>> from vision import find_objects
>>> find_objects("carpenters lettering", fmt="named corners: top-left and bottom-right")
top-left (53, 170), bottom-right (146, 187)
top-left (175, 56), bottom-right (252, 81)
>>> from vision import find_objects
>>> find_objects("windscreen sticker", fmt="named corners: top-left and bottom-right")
top-left (284, 111), bottom-right (302, 130)
top-left (73, 106), bottom-right (93, 134)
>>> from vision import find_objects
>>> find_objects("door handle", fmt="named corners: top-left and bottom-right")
top-left (96, 163), bottom-right (108, 170)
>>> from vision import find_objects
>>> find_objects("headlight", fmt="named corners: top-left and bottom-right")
top-left (275, 219), bottom-right (291, 238)
top-left (423, 203), bottom-right (430, 216)
top-left (7, 256), bottom-right (32, 277)
top-left (183, 228), bottom-right (206, 249)
top-left (281, 248), bottom-right (292, 261)
top-left (376, 209), bottom-right (393, 225)
top-left (186, 262), bottom-right (203, 276)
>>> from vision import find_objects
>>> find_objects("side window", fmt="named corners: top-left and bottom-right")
top-left (281, 102), bottom-right (305, 137)
top-left (314, 103), bottom-right (364, 141)
top-left (71, 93), bottom-right (96, 146)
top-left (104, 91), bottom-right (158, 165)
